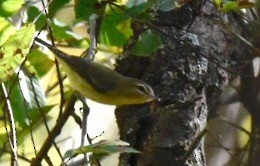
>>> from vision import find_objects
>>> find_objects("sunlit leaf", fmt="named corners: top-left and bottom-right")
top-left (131, 30), bottom-right (161, 56)
top-left (64, 140), bottom-right (140, 159)
top-left (0, 17), bottom-right (16, 45)
top-left (0, 0), bottom-right (25, 17)
top-left (0, 24), bottom-right (35, 82)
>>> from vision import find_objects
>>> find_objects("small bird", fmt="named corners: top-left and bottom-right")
top-left (35, 38), bottom-right (157, 105)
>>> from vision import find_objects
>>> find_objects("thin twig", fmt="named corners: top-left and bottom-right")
top-left (1, 83), bottom-right (19, 166)
top-left (0, 148), bottom-right (31, 163)
top-left (17, 69), bottom-right (37, 155)
top-left (49, 38), bottom-right (65, 118)
top-left (71, 112), bottom-right (82, 127)
top-left (206, 130), bottom-right (233, 156)
top-left (80, 98), bottom-right (90, 165)
top-left (31, 94), bottom-right (77, 166)
top-left (27, 74), bottom-right (60, 165)
top-left (39, 0), bottom-right (65, 119)
top-left (45, 75), bottom-right (66, 95)
top-left (218, 116), bottom-right (254, 138)
top-left (77, 14), bottom-right (97, 165)
top-left (216, 19), bottom-right (260, 56)
top-left (83, 10), bottom-right (104, 166)
top-left (72, 94), bottom-right (91, 165)
top-left (38, 0), bottom-right (65, 163)
top-left (87, 15), bottom-right (98, 60)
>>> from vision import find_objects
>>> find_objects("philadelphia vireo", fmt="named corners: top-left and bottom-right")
top-left (35, 38), bottom-right (157, 105)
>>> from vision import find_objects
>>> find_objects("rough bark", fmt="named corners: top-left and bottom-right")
top-left (115, 0), bottom-right (251, 165)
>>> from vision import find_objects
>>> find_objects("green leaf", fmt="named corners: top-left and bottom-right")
top-left (27, 6), bottom-right (47, 30)
top-left (0, 97), bottom-right (53, 147)
top-left (0, 17), bottom-right (16, 45)
top-left (4, 74), bottom-right (29, 128)
top-left (131, 30), bottom-right (161, 56)
top-left (26, 49), bottom-right (54, 77)
top-left (4, 71), bottom-right (48, 128)
top-left (64, 140), bottom-right (140, 159)
top-left (100, 12), bottom-right (132, 47)
top-left (0, 0), bottom-right (25, 17)
top-left (125, 0), bottom-right (155, 18)
top-left (221, 1), bottom-right (239, 12)
top-left (74, 0), bottom-right (99, 20)
top-left (48, 0), bottom-right (71, 18)
top-left (0, 24), bottom-right (35, 82)
top-left (50, 19), bottom-right (87, 47)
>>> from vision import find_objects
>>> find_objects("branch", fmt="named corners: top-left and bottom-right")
top-left (86, 14), bottom-right (98, 60)
top-left (39, 0), bottom-right (65, 118)
top-left (27, 71), bottom-right (62, 165)
top-left (78, 96), bottom-right (90, 165)
top-left (0, 148), bottom-right (31, 163)
top-left (31, 95), bottom-right (77, 166)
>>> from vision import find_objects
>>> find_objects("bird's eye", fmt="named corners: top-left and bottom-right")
top-left (136, 84), bottom-right (146, 93)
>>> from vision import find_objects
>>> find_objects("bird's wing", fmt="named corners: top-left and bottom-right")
top-left (65, 56), bottom-right (118, 93)
top-left (35, 38), bottom-right (118, 93)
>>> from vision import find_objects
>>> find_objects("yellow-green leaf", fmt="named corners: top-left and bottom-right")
top-left (222, 1), bottom-right (239, 12)
top-left (0, 17), bottom-right (16, 45)
top-left (0, 0), bottom-right (25, 17)
top-left (214, 0), bottom-right (222, 6)
top-left (0, 24), bottom-right (35, 82)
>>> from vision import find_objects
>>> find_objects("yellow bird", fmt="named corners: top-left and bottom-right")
top-left (35, 38), bottom-right (157, 105)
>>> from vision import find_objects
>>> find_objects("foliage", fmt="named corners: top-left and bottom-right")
top-left (0, 0), bottom-right (24, 17)
top-left (0, 0), bottom-right (164, 164)
top-left (131, 29), bottom-right (161, 56)
top-left (0, 21), bottom-right (35, 82)
top-left (0, 0), bottom-right (257, 165)
top-left (64, 140), bottom-right (140, 163)
top-left (214, 0), bottom-right (256, 12)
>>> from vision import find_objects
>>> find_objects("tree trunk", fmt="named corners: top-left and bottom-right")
top-left (115, 0), bottom-right (250, 165)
